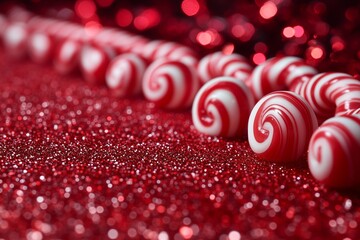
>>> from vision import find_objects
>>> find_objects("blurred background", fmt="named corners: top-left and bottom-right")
top-left (1, 0), bottom-right (360, 74)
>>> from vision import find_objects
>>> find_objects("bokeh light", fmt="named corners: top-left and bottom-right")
top-left (134, 8), bottom-right (160, 31)
top-left (253, 52), bottom-right (266, 65)
top-left (260, 1), bottom-right (277, 19)
top-left (75, 0), bottom-right (96, 19)
top-left (95, 0), bottom-right (113, 7)
top-left (310, 47), bottom-right (324, 59)
top-left (181, 0), bottom-right (200, 17)
top-left (283, 27), bottom-right (295, 38)
top-left (116, 9), bottom-right (133, 27)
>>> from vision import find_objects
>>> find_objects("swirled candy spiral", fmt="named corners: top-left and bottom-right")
top-left (197, 52), bottom-right (252, 84)
top-left (142, 59), bottom-right (199, 109)
top-left (248, 91), bottom-right (318, 162)
top-left (192, 76), bottom-right (255, 137)
top-left (308, 114), bottom-right (360, 188)
top-left (245, 56), bottom-right (317, 101)
top-left (105, 53), bottom-right (147, 97)
top-left (295, 72), bottom-right (360, 122)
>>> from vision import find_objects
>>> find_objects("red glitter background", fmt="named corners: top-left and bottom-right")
top-left (1, 0), bottom-right (360, 240)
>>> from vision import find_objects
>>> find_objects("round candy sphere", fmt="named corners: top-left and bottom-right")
top-left (308, 114), bottom-right (360, 188)
top-left (142, 59), bottom-right (199, 109)
top-left (106, 53), bottom-right (147, 97)
top-left (248, 91), bottom-right (318, 162)
top-left (192, 76), bottom-right (255, 137)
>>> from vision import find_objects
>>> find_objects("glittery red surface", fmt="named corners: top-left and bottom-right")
top-left (1, 52), bottom-right (360, 240)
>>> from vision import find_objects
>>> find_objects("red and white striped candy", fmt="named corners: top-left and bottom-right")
top-left (246, 56), bottom-right (317, 101)
top-left (192, 76), bottom-right (255, 137)
top-left (142, 59), bottom-right (199, 109)
top-left (140, 40), bottom-right (198, 65)
top-left (53, 39), bottom-right (81, 75)
top-left (79, 45), bottom-right (111, 85)
top-left (308, 114), bottom-right (360, 188)
top-left (295, 72), bottom-right (360, 122)
top-left (197, 52), bottom-right (252, 84)
top-left (28, 32), bottom-right (53, 64)
top-left (2, 22), bottom-right (28, 59)
top-left (248, 91), bottom-right (318, 162)
top-left (105, 53), bottom-right (147, 97)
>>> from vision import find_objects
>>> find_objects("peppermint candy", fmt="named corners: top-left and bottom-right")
top-left (53, 39), bottom-right (81, 75)
top-left (197, 52), bottom-right (252, 84)
top-left (142, 59), bottom-right (199, 109)
top-left (106, 53), bottom-right (148, 97)
top-left (192, 76), bottom-right (255, 137)
top-left (308, 114), bottom-right (360, 188)
top-left (246, 56), bottom-right (317, 101)
top-left (248, 91), bottom-right (318, 162)
top-left (295, 72), bottom-right (360, 122)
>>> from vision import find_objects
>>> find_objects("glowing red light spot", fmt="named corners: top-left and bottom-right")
top-left (310, 47), bottom-right (323, 59)
top-left (283, 26), bottom-right (295, 38)
top-left (294, 25), bottom-right (304, 37)
top-left (260, 1), bottom-right (278, 19)
top-left (179, 226), bottom-right (193, 239)
top-left (181, 0), bottom-right (200, 16)
top-left (96, 0), bottom-right (113, 7)
top-left (222, 43), bottom-right (235, 55)
top-left (231, 23), bottom-right (255, 42)
top-left (134, 8), bottom-right (160, 30)
top-left (254, 42), bottom-right (268, 53)
top-left (332, 41), bottom-right (344, 51)
top-left (116, 9), bottom-right (133, 27)
top-left (196, 31), bottom-right (212, 46)
top-left (253, 53), bottom-right (266, 65)
top-left (75, 0), bottom-right (96, 19)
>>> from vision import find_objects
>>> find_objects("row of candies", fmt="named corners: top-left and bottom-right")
top-left (1, 8), bottom-right (359, 189)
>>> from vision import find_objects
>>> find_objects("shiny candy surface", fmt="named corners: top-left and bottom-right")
top-left (197, 52), bottom-right (252, 84)
top-left (105, 53), bottom-right (147, 97)
top-left (3, 22), bottom-right (28, 59)
top-left (53, 39), bottom-right (81, 75)
top-left (246, 57), bottom-right (317, 101)
top-left (192, 76), bottom-right (255, 137)
top-left (308, 115), bottom-right (360, 188)
top-left (79, 45), bottom-right (111, 85)
top-left (295, 72), bottom-right (360, 121)
top-left (28, 32), bottom-right (53, 64)
top-left (142, 59), bottom-right (199, 109)
top-left (248, 91), bottom-right (318, 162)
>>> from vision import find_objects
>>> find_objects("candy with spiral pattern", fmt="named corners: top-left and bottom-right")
top-left (248, 91), bottom-right (318, 162)
top-left (142, 59), bottom-right (199, 109)
top-left (294, 72), bottom-right (360, 122)
top-left (106, 53), bottom-right (147, 97)
top-left (245, 56), bottom-right (317, 101)
top-left (197, 52), bottom-right (252, 84)
top-left (308, 114), bottom-right (360, 188)
top-left (192, 76), bottom-right (255, 137)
